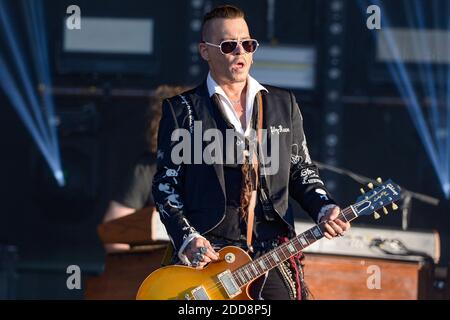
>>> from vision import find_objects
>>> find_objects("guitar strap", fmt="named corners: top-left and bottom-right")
top-left (245, 93), bottom-right (264, 253)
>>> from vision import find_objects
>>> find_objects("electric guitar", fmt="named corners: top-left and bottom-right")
top-left (136, 179), bottom-right (402, 300)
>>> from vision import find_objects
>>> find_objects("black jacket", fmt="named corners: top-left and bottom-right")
top-left (152, 81), bottom-right (337, 251)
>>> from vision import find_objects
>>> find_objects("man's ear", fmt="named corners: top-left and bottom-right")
top-left (198, 43), bottom-right (209, 61)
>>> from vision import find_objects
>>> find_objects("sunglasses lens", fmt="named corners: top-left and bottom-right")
top-left (220, 41), bottom-right (238, 54)
top-left (242, 40), bottom-right (258, 53)
top-left (219, 40), bottom-right (258, 54)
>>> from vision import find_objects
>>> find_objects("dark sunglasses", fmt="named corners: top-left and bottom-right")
top-left (203, 39), bottom-right (259, 55)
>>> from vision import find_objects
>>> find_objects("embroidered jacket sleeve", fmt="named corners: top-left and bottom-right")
top-left (288, 91), bottom-right (338, 223)
top-left (152, 98), bottom-right (199, 253)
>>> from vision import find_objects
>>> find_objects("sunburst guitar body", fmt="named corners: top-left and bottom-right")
top-left (136, 246), bottom-right (254, 300)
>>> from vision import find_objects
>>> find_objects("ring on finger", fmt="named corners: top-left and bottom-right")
top-left (195, 252), bottom-right (205, 262)
top-left (191, 258), bottom-right (200, 267)
top-left (199, 247), bottom-right (208, 254)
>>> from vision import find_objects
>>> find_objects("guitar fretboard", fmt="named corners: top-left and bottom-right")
top-left (231, 205), bottom-right (358, 288)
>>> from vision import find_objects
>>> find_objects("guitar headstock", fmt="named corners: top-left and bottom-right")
top-left (353, 178), bottom-right (402, 219)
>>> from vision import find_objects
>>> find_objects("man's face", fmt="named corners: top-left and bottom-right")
top-left (199, 18), bottom-right (253, 85)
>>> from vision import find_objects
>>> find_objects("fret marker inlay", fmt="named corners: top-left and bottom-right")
top-left (287, 244), bottom-right (295, 253)
top-left (259, 260), bottom-right (266, 270)
top-left (300, 237), bottom-right (307, 246)
top-left (271, 253), bottom-right (280, 262)
top-left (313, 227), bottom-right (322, 238)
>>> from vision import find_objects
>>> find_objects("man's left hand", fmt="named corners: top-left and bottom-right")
top-left (320, 206), bottom-right (350, 239)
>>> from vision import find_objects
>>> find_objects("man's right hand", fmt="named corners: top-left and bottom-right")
top-left (183, 237), bottom-right (220, 269)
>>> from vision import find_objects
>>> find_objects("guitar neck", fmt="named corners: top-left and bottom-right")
top-left (231, 205), bottom-right (359, 288)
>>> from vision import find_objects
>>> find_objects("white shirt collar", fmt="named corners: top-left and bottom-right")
top-left (206, 72), bottom-right (268, 136)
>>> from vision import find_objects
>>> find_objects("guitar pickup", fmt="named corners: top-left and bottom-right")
top-left (217, 270), bottom-right (241, 299)
top-left (190, 286), bottom-right (210, 300)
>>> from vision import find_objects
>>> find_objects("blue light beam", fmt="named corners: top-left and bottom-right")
top-left (445, 1), bottom-right (450, 196)
top-left (362, 0), bottom-right (449, 198)
top-left (408, 0), bottom-right (443, 162)
top-left (0, 0), bottom-right (64, 186)
top-left (22, 0), bottom-right (63, 184)
top-left (0, 0), bottom-right (54, 154)
top-left (23, 0), bottom-right (60, 158)
top-left (0, 54), bottom-right (57, 177)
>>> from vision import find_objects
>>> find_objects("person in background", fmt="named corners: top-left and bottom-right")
top-left (102, 85), bottom-right (190, 252)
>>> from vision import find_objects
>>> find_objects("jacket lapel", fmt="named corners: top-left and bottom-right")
top-left (190, 82), bottom-right (226, 196)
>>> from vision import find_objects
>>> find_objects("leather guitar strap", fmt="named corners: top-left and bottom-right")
top-left (246, 93), bottom-right (263, 253)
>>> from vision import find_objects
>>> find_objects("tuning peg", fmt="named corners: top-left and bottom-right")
top-left (360, 188), bottom-right (365, 194)
top-left (376, 177), bottom-right (383, 184)
top-left (367, 183), bottom-right (374, 189)
top-left (374, 211), bottom-right (381, 220)
top-left (392, 203), bottom-right (399, 211)
top-left (383, 207), bottom-right (388, 215)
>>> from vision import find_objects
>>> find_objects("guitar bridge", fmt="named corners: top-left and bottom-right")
top-left (217, 270), bottom-right (241, 299)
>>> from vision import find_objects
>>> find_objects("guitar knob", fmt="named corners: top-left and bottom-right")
top-left (368, 183), bottom-right (374, 190)
top-left (376, 177), bottom-right (383, 183)
top-left (383, 207), bottom-right (388, 215)
top-left (392, 203), bottom-right (399, 211)
top-left (360, 188), bottom-right (365, 195)
top-left (374, 211), bottom-right (381, 220)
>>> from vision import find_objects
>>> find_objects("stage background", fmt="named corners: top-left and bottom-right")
top-left (0, 0), bottom-right (449, 298)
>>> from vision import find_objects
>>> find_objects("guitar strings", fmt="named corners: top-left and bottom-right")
top-left (187, 206), bottom-right (357, 298)
top-left (183, 190), bottom-right (389, 299)
top-left (185, 207), bottom-right (356, 298)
